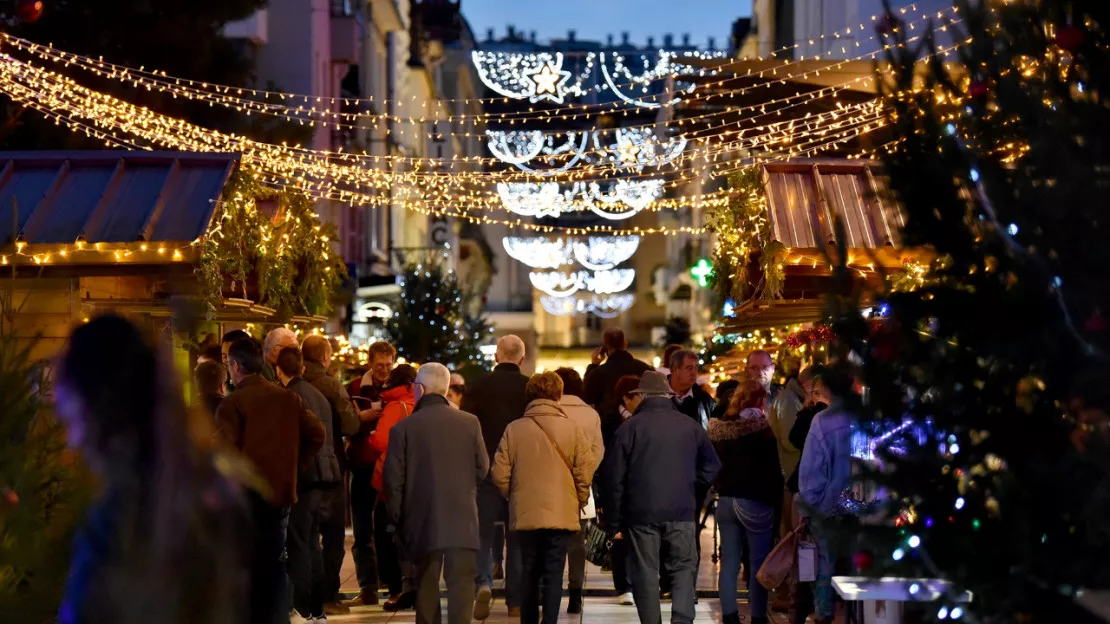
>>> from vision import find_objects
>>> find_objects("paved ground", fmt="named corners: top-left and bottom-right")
top-left (325, 517), bottom-right (809, 623)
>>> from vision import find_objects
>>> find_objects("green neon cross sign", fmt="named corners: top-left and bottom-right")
top-left (690, 258), bottom-right (713, 288)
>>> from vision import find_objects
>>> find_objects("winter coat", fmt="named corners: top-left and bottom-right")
top-left (583, 350), bottom-right (654, 448)
top-left (768, 378), bottom-right (806, 483)
top-left (673, 382), bottom-right (716, 430)
top-left (370, 384), bottom-right (415, 497)
top-left (303, 361), bottom-right (361, 472)
top-left (604, 396), bottom-right (721, 530)
top-left (383, 394), bottom-right (488, 557)
top-left (215, 374), bottom-right (326, 506)
top-left (798, 400), bottom-right (854, 518)
top-left (707, 409), bottom-right (783, 505)
top-left (460, 362), bottom-right (530, 465)
top-left (558, 394), bottom-right (605, 519)
top-left (284, 377), bottom-right (342, 487)
top-left (492, 399), bottom-right (597, 532)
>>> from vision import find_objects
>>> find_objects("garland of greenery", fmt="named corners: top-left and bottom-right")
top-left (198, 169), bottom-right (346, 320)
top-left (705, 167), bottom-right (785, 305)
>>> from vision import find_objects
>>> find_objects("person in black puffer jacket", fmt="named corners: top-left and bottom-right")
top-left (708, 379), bottom-right (783, 624)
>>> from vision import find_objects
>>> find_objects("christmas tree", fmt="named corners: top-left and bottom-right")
top-left (825, 1), bottom-right (1110, 621)
top-left (0, 288), bottom-right (91, 622)
top-left (386, 261), bottom-right (494, 371)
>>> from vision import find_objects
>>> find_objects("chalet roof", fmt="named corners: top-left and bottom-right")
top-left (759, 159), bottom-right (904, 251)
top-left (0, 151), bottom-right (239, 246)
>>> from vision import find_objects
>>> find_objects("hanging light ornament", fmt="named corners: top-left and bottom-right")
top-left (502, 236), bottom-right (574, 269)
top-left (472, 49), bottom-right (724, 105)
top-left (530, 269), bottom-right (636, 298)
top-left (496, 179), bottom-right (664, 220)
top-left (540, 293), bottom-right (636, 318)
top-left (485, 128), bottom-right (686, 175)
top-left (572, 236), bottom-right (640, 270)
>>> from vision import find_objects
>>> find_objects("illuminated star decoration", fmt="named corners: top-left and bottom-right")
top-left (522, 60), bottom-right (572, 103)
top-left (614, 135), bottom-right (642, 165)
top-left (690, 258), bottom-right (714, 288)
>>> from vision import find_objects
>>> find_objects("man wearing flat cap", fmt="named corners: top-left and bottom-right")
top-left (603, 371), bottom-right (721, 624)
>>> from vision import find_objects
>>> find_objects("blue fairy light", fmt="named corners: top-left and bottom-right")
top-left (892, 548), bottom-right (905, 561)
top-left (955, 497), bottom-right (965, 510)
top-left (1007, 223), bottom-right (1018, 236)
top-left (969, 168), bottom-right (980, 182)
top-left (951, 607), bottom-right (964, 619)
top-left (938, 606), bottom-right (950, 620)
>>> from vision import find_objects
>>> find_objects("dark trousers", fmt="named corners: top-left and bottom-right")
top-left (626, 521), bottom-right (698, 624)
top-left (476, 479), bottom-right (521, 606)
top-left (288, 488), bottom-right (326, 617)
top-left (611, 536), bottom-right (634, 594)
top-left (350, 467), bottom-right (379, 592)
top-left (415, 548), bottom-right (477, 624)
top-left (566, 520), bottom-right (588, 590)
top-left (493, 522), bottom-right (505, 567)
top-left (519, 529), bottom-right (573, 624)
top-left (248, 491), bottom-right (291, 624)
top-left (320, 484), bottom-right (347, 602)
top-left (375, 499), bottom-right (405, 595)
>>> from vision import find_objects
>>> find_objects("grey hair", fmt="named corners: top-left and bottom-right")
top-left (496, 334), bottom-right (526, 364)
top-left (415, 363), bottom-right (451, 396)
top-left (669, 348), bottom-right (698, 371)
top-left (263, 327), bottom-right (298, 358)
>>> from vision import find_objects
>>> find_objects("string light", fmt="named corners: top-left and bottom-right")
top-left (529, 269), bottom-right (636, 298)
top-left (0, 1), bottom-right (955, 130)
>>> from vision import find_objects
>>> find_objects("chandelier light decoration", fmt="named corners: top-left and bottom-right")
top-left (503, 235), bottom-right (640, 316)
top-left (472, 50), bottom-right (726, 107)
top-left (529, 269), bottom-right (636, 298)
top-left (540, 293), bottom-right (637, 319)
top-left (495, 179), bottom-right (665, 220)
top-left (485, 127), bottom-right (687, 174)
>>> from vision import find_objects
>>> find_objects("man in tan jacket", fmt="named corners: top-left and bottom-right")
top-left (492, 372), bottom-right (597, 624)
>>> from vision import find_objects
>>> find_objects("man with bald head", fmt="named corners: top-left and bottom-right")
top-left (460, 334), bottom-right (529, 618)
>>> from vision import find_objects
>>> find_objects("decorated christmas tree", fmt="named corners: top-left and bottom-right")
top-left (386, 261), bottom-right (494, 371)
top-left (824, 1), bottom-right (1110, 621)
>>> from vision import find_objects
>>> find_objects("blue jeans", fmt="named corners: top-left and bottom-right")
top-left (626, 521), bottom-right (698, 624)
top-left (476, 479), bottom-right (521, 606)
top-left (717, 497), bottom-right (774, 618)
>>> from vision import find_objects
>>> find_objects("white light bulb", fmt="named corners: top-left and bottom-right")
top-left (955, 497), bottom-right (965, 510)
top-left (892, 548), bottom-right (905, 561)
top-left (908, 535), bottom-right (921, 548)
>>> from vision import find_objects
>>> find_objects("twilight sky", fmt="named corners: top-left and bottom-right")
top-left (463, 0), bottom-right (753, 49)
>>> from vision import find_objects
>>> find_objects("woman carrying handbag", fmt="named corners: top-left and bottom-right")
top-left (708, 379), bottom-right (784, 624)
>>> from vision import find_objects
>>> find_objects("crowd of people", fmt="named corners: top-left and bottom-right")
top-left (53, 315), bottom-right (858, 624)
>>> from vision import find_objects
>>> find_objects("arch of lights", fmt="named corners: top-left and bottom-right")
top-left (486, 128), bottom-right (687, 175)
top-left (471, 50), bottom-right (725, 107)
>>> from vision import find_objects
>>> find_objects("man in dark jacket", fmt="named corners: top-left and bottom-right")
top-left (215, 338), bottom-right (326, 624)
top-left (583, 328), bottom-right (653, 446)
top-left (276, 347), bottom-right (341, 622)
top-left (459, 334), bottom-right (528, 618)
top-left (669, 349), bottom-right (716, 430)
top-left (301, 335), bottom-right (363, 612)
top-left (384, 363), bottom-right (489, 624)
top-left (605, 371), bottom-right (721, 624)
